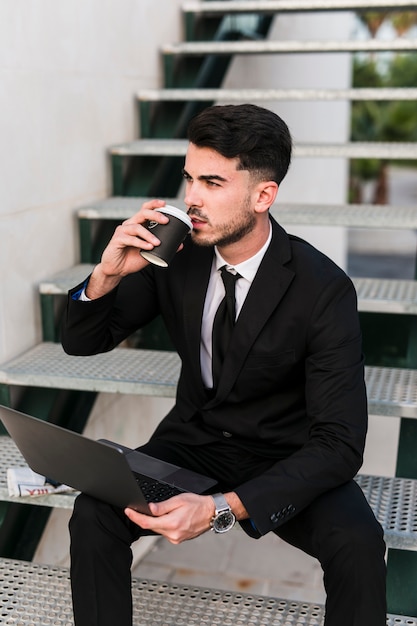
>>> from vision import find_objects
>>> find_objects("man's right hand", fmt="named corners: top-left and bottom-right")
top-left (85, 199), bottom-right (170, 299)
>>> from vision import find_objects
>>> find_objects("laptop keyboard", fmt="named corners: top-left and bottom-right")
top-left (134, 474), bottom-right (183, 503)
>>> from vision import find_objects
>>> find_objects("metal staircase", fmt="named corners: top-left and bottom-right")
top-left (1, 0), bottom-right (417, 622)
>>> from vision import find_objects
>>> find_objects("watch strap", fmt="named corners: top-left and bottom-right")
top-left (211, 492), bottom-right (230, 514)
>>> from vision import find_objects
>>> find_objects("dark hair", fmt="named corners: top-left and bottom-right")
top-left (187, 104), bottom-right (292, 185)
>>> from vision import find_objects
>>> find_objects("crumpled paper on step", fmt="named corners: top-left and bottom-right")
top-left (7, 466), bottom-right (73, 497)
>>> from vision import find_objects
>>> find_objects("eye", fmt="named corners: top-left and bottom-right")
top-left (182, 170), bottom-right (192, 182)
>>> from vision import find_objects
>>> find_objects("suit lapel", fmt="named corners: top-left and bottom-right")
top-left (182, 245), bottom-right (213, 391)
top-left (208, 219), bottom-right (295, 405)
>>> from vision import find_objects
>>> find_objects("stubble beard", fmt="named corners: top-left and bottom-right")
top-left (190, 201), bottom-right (256, 248)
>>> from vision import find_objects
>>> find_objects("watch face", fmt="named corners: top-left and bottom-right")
top-left (212, 511), bottom-right (235, 533)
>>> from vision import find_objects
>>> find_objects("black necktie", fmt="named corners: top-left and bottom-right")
top-left (212, 266), bottom-right (240, 389)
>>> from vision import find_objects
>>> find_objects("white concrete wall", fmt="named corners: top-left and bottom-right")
top-left (0, 0), bottom-right (182, 566)
top-left (0, 0), bottom-right (183, 364)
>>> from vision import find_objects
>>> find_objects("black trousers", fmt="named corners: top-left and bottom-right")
top-left (69, 439), bottom-right (387, 626)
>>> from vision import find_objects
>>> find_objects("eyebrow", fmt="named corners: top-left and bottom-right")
top-left (182, 168), bottom-right (228, 183)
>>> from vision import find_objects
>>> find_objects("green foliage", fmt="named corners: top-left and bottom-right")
top-left (352, 56), bottom-right (384, 88)
top-left (350, 52), bottom-right (417, 200)
top-left (388, 53), bottom-right (417, 88)
top-left (352, 54), bottom-right (417, 143)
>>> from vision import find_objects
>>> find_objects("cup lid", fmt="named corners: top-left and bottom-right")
top-left (155, 205), bottom-right (192, 230)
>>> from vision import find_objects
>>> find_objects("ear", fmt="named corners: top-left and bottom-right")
top-left (254, 181), bottom-right (279, 214)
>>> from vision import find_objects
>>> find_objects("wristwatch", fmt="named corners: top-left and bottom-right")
top-left (210, 493), bottom-right (236, 533)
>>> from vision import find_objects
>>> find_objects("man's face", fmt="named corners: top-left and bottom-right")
top-left (183, 143), bottom-right (258, 249)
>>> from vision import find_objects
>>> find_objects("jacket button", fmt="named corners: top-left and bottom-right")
top-left (222, 431), bottom-right (233, 438)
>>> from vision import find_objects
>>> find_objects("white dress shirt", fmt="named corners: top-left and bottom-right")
top-left (200, 222), bottom-right (272, 388)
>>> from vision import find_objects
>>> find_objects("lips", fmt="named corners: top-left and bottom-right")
top-left (189, 215), bottom-right (207, 229)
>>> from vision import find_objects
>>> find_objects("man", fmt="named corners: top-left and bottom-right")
top-left (62, 104), bottom-right (387, 625)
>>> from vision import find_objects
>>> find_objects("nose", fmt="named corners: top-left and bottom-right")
top-left (184, 180), bottom-right (202, 210)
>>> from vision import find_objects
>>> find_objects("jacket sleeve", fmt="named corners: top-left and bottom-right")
top-left (61, 269), bottom-right (159, 356)
top-left (235, 274), bottom-right (368, 537)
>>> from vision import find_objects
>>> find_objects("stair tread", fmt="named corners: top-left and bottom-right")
top-left (109, 138), bottom-right (417, 159)
top-left (0, 419), bottom-right (416, 548)
top-left (0, 558), bottom-right (325, 625)
top-left (183, 0), bottom-right (417, 15)
top-left (354, 277), bottom-right (417, 315)
top-left (0, 453), bottom-right (407, 541)
top-left (38, 264), bottom-right (417, 316)
top-left (0, 434), bottom-right (77, 509)
top-left (77, 196), bottom-right (182, 219)
top-left (0, 342), bottom-right (179, 397)
top-left (7, 555), bottom-right (414, 625)
top-left (0, 443), bottom-right (414, 547)
top-left (0, 343), bottom-right (417, 418)
top-left (162, 37), bottom-right (417, 55)
top-left (75, 196), bottom-right (417, 229)
top-left (0, 556), bottom-right (415, 624)
top-left (137, 86), bottom-right (417, 101)
top-left (0, 556), bottom-right (415, 625)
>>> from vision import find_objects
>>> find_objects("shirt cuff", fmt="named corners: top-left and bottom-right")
top-left (71, 279), bottom-right (91, 301)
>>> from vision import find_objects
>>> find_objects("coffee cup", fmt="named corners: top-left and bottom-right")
top-left (140, 205), bottom-right (193, 267)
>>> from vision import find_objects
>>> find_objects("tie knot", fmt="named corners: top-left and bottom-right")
top-left (220, 266), bottom-right (240, 294)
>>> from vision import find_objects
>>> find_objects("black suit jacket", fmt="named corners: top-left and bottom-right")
top-left (62, 218), bottom-right (367, 536)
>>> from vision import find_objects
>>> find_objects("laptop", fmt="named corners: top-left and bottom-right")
top-left (0, 405), bottom-right (217, 514)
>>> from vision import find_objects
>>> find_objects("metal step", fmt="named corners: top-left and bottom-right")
top-left (355, 474), bottom-right (417, 550)
top-left (137, 86), bottom-right (417, 102)
top-left (0, 342), bottom-right (417, 419)
top-left (161, 37), bottom-right (417, 56)
top-left (0, 343), bottom-right (179, 397)
top-left (76, 196), bottom-right (417, 230)
top-left (38, 263), bottom-right (417, 315)
top-left (0, 559), bottom-right (326, 626)
top-left (183, 0), bottom-right (417, 16)
top-left (0, 558), bottom-right (416, 626)
top-left (0, 435), bottom-right (76, 510)
top-left (110, 138), bottom-right (417, 160)
top-left (0, 435), bottom-right (414, 550)
top-left (355, 278), bottom-right (417, 315)
top-left (4, 556), bottom-right (414, 626)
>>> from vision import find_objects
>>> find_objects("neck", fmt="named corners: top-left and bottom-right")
top-left (217, 218), bottom-right (271, 266)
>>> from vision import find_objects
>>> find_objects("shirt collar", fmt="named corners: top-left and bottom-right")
top-left (214, 220), bottom-right (273, 283)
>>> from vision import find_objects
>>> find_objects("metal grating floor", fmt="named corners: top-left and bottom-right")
top-left (1, 557), bottom-right (416, 625)
top-left (74, 195), bottom-right (417, 229)
top-left (136, 87), bottom-right (417, 103)
top-left (110, 138), bottom-right (417, 160)
top-left (0, 433), bottom-right (416, 549)
top-left (38, 262), bottom-right (417, 314)
top-left (0, 342), bottom-right (180, 397)
top-left (161, 37), bottom-right (417, 56)
top-left (0, 435), bottom-right (76, 509)
top-left (354, 278), bottom-right (417, 314)
top-left (2, 343), bottom-right (417, 418)
top-left (365, 367), bottom-right (417, 418)
top-left (40, 264), bottom-right (417, 310)
top-left (355, 475), bottom-right (417, 550)
top-left (182, 0), bottom-right (417, 16)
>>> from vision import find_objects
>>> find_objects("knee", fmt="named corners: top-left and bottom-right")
top-left (70, 493), bottom-right (105, 530)
top-left (323, 516), bottom-right (386, 572)
top-left (69, 493), bottom-right (137, 549)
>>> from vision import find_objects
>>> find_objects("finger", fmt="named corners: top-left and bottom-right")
top-left (111, 222), bottom-right (161, 251)
top-left (123, 200), bottom-right (170, 227)
top-left (124, 507), bottom-right (155, 528)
